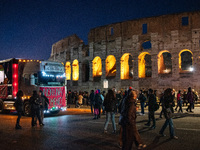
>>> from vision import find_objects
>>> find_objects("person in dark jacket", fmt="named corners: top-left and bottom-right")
top-left (30, 90), bottom-right (44, 127)
top-left (15, 90), bottom-right (24, 129)
top-left (89, 90), bottom-right (95, 114)
top-left (138, 90), bottom-right (146, 115)
top-left (186, 87), bottom-right (194, 112)
top-left (93, 90), bottom-right (102, 119)
top-left (103, 89), bottom-right (117, 133)
top-left (121, 89), bottom-right (146, 150)
top-left (159, 88), bottom-right (178, 139)
top-left (145, 88), bottom-right (157, 129)
top-left (67, 90), bottom-right (72, 108)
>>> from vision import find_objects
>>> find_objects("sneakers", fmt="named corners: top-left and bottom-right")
top-left (159, 132), bottom-right (166, 137)
top-left (171, 136), bottom-right (178, 140)
top-left (137, 144), bottom-right (146, 150)
top-left (40, 123), bottom-right (45, 126)
top-left (150, 126), bottom-right (156, 130)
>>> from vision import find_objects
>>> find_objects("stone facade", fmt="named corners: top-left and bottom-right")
top-left (49, 11), bottom-right (200, 94)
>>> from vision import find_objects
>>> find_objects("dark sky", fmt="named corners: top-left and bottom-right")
top-left (1, 0), bottom-right (200, 60)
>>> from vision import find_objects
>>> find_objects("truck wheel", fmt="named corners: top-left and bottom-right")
top-left (24, 101), bottom-right (31, 116)
top-left (0, 100), bottom-right (3, 113)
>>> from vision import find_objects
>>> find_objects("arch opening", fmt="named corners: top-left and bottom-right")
top-left (82, 60), bottom-right (89, 82)
top-left (105, 55), bottom-right (116, 78)
top-left (72, 59), bottom-right (79, 81)
top-left (120, 53), bottom-right (133, 80)
top-left (179, 49), bottom-right (193, 73)
top-left (92, 56), bottom-right (102, 78)
top-left (158, 50), bottom-right (172, 74)
top-left (138, 52), bottom-right (152, 78)
top-left (65, 62), bottom-right (71, 80)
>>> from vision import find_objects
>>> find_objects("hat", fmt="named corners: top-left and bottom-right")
top-left (129, 87), bottom-right (133, 90)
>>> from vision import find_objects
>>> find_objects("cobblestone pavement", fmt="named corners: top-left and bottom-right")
top-left (0, 105), bottom-right (200, 150)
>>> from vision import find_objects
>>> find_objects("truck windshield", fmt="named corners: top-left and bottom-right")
top-left (38, 71), bottom-right (65, 86)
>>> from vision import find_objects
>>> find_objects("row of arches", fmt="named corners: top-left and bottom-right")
top-left (65, 49), bottom-right (193, 81)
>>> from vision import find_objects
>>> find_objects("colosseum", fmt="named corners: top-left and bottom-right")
top-left (49, 11), bottom-right (200, 94)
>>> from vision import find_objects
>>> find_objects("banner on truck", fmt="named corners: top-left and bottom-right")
top-left (39, 86), bottom-right (66, 109)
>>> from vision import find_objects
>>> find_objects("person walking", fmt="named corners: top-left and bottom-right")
top-left (15, 90), bottom-right (24, 129)
top-left (186, 87), bottom-right (194, 112)
top-left (103, 89), bottom-right (117, 133)
top-left (121, 89), bottom-right (146, 150)
top-left (159, 88), bottom-right (178, 139)
top-left (38, 90), bottom-right (48, 122)
top-left (93, 90), bottom-right (102, 119)
top-left (145, 89), bottom-right (157, 129)
top-left (89, 90), bottom-right (95, 114)
top-left (175, 90), bottom-right (183, 113)
top-left (138, 90), bottom-right (146, 115)
top-left (30, 90), bottom-right (44, 127)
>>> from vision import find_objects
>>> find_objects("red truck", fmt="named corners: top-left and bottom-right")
top-left (0, 58), bottom-right (66, 116)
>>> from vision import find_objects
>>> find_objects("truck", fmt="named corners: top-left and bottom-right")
top-left (0, 58), bottom-right (66, 116)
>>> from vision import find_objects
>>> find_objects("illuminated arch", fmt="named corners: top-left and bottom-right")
top-left (158, 50), bottom-right (172, 74)
top-left (138, 52), bottom-right (151, 78)
top-left (92, 56), bottom-right (102, 77)
top-left (65, 62), bottom-right (71, 80)
top-left (121, 53), bottom-right (133, 79)
top-left (72, 59), bottom-right (79, 81)
top-left (105, 55), bottom-right (116, 77)
top-left (179, 49), bottom-right (193, 72)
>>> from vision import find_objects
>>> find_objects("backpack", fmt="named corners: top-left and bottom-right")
top-left (154, 103), bottom-right (160, 111)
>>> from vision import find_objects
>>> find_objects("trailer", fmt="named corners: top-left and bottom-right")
top-left (0, 58), bottom-right (66, 116)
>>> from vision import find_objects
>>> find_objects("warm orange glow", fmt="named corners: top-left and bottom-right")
top-left (65, 62), bottom-right (71, 80)
top-left (158, 50), bottom-right (170, 74)
top-left (93, 56), bottom-right (102, 77)
top-left (121, 53), bottom-right (132, 79)
top-left (72, 59), bottom-right (79, 81)
top-left (105, 55), bottom-right (116, 77)
top-left (138, 52), bottom-right (150, 78)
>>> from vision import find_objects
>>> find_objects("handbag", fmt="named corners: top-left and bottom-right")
top-left (164, 108), bottom-right (172, 119)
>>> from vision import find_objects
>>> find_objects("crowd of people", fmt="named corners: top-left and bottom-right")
top-left (67, 86), bottom-right (199, 150)
top-left (15, 90), bottom-right (49, 129)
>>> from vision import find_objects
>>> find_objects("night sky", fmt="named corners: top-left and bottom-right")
top-left (1, 0), bottom-right (200, 60)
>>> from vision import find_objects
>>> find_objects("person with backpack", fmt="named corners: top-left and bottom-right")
top-left (103, 89), bottom-right (117, 133)
top-left (30, 90), bottom-right (44, 127)
top-left (138, 90), bottom-right (146, 115)
top-left (120, 88), bottom-right (146, 150)
top-left (15, 90), bottom-right (24, 129)
top-left (159, 88), bottom-right (178, 139)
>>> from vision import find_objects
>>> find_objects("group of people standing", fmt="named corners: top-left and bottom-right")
top-left (15, 90), bottom-right (49, 129)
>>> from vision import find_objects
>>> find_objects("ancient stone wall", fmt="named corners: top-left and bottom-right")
top-left (49, 11), bottom-right (200, 94)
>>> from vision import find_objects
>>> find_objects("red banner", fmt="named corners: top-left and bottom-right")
top-left (39, 86), bottom-right (66, 109)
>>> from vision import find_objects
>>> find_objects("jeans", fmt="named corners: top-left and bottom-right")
top-left (159, 118), bottom-right (175, 137)
top-left (104, 112), bottom-right (116, 131)
top-left (147, 111), bottom-right (155, 126)
top-left (16, 111), bottom-right (22, 126)
top-left (140, 102), bottom-right (145, 114)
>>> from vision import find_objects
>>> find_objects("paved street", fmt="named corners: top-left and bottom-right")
top-left (1, 106), bottom-right (200, 150)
